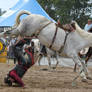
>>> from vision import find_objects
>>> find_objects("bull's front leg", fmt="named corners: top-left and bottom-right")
top-left (38, 55), bottom-right (42, 66)
top-left (81, 59), bottom-right (92, 80)
top-left (72, 54), bottom-right (88, 82)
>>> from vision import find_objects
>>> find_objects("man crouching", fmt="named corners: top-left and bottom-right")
top-left (4, 36), bottom-right (34, 87)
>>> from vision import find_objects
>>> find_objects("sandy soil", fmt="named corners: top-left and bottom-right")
top-left (0, 60), bottom-right (92, 92)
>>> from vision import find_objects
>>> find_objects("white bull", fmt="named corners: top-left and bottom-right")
top-left (3, 10), bottom-right (92, 83)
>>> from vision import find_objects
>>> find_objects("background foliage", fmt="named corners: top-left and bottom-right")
top-left (38, 0), bottom-right (92, 28)
top-left (0, 0), bottom-right (91, 28)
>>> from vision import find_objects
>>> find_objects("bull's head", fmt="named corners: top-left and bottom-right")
top-left (0, 28), bottom-right (12, 37)
top-left (70, 21), bottom-right (76, 30)
top-left (3, 25), bottom-right (21, 37)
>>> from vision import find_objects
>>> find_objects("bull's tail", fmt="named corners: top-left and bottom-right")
top-left (14, 10), bottom-right (31, 27)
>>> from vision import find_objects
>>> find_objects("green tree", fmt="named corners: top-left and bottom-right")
top-left (38, 0), bottom-right (57, 20)
top-left (38, 0), bottom-right (92, 27)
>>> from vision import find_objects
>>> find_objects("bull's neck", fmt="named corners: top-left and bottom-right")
top-left (75, 23), bottom-right (92, 41)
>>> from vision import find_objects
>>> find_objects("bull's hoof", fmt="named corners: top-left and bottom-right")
top-left (87, 76), bottom-right (92, 80)
top-left (81, 79), bottom-right (88, 82)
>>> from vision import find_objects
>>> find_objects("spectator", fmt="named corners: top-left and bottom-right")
top-left (84, 19), bottom-right (92, 32)
top-left (84, 18), bottom-right (92, 65)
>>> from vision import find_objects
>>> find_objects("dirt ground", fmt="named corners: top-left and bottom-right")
top-left (0, 60), bottom-right (92, 92)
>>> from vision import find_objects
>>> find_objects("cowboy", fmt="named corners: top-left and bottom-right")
top-left (4, 36), bottom-right (34, 87)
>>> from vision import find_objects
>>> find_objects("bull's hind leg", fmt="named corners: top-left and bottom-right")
top-left (81, 61), bottom-right (92, 80)
top-left (74, 64), bottom-right (77, 72)
top-left (47, 56), bottom-right (59, 70)
top-left (47, 55), bottom-right (55, 70)
top-left (37, 55), bottom-right (43, 66)
top-left (34, 53), bottom-right (42, 66)
top-left (78, 54), bottom-right (92, 80)
top-left (52, 55), bottom-right (59, 69)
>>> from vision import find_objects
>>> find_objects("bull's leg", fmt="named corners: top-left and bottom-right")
top-left (52, 55), bottom-right (59, 69)
top-left (74, 64), bottom-right (77, 72)
top-left (72, 55), bottom-right (87, 82)
top-left (84, 55), bottom-right (92, 80)
top-left (85, 55), bottom-right (91, 67)
top-left (47, 55), bottom-right (51, 68)
top-left (34, 53), bottom-right (42, 66)
top-left (37, 54), bottom-right (43, 66)
top-left (54, 58), bottom-right (59, 69)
